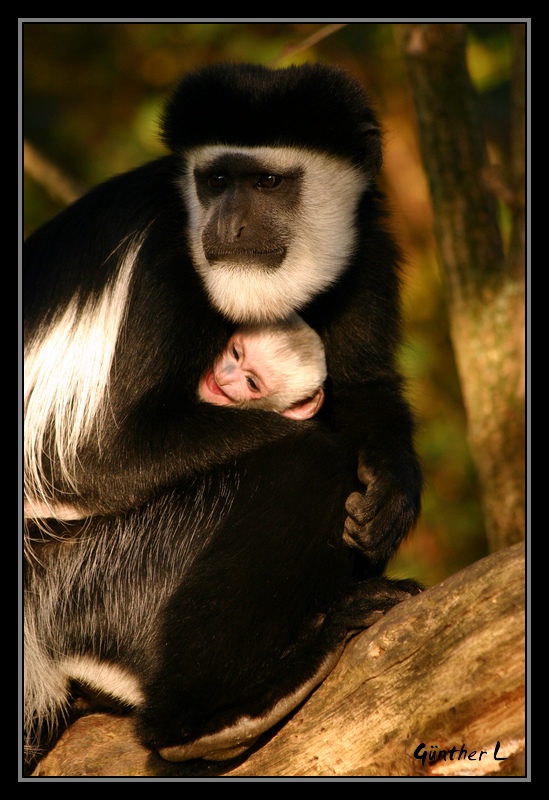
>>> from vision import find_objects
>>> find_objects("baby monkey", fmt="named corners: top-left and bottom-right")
top-left (26, 316), bottom-right (327, 521)
top-left (198, 314), bottom-right (327, 420)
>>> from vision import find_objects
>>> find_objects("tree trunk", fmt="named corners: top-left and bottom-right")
top-left (30, 542), bottom-right (526, 778)
top-left (400, 23), bottom-right (526, 553)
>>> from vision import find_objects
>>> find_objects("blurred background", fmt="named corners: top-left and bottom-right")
top-left (21, 21), bottom-right (517, 588)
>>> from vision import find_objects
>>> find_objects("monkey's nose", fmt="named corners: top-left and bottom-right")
top-left (220, 359), bottom-right (236, 376)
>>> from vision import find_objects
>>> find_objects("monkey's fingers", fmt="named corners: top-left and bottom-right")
top-left (345, 490), bottom-right (374, 526)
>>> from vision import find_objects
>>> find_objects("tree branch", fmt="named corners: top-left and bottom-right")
top-left (400, 23), bottom-right (526, 552)
top-left (24, 139), bottom-right (84, 207)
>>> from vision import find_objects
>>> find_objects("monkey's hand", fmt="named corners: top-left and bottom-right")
top-left (343, 454), bottom-right (422, 566)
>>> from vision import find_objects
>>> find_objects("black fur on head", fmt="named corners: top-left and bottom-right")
top-left (160, 61), bottom-right (383, 176)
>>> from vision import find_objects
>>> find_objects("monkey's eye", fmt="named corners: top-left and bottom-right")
top-left (208, 175), bottom-right (227, 190)
top-left (246, 376), bottom-right (259, 392)
top-left (232, 345), bottom-right (240, 360)
top-left (257, 174), bottom-right (282, 190)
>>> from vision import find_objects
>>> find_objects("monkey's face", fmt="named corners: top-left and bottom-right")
top-left (198, 332), bottom-right (275, 408)
top-left (181, 145), bottom-right (367, 325)
top-left (194, 151), bottom-right (302, 272)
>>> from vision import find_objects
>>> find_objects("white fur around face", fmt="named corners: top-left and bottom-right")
top-left (180, 145), bottom-right (368, 324)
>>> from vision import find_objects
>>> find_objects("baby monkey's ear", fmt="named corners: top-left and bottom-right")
top-left (280, 387), bottom-right (325, 420)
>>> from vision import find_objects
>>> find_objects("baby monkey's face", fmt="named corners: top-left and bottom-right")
top-left (198, 332), bottom-right (273, 407)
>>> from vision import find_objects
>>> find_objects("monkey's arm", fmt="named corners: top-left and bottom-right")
top-left (30, 403), bottom-right (306, 518)
top-left (329, 380), bottom-right (423, 568)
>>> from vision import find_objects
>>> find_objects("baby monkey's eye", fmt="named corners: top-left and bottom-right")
top-left (232, 346), bottom-right (239, 360)
top-left (246, 376), bottom-right (259, 391)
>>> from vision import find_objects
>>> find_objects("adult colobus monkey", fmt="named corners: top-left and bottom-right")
top-left (23, 61), bottom-right (423, 773)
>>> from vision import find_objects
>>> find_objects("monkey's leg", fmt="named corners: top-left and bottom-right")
top-left (136, 432), bottom-right (419, 762)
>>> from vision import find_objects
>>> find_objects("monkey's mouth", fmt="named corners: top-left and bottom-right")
top-left (206, 372), bottom-right (229, 397)
top-left (198, 370), bottom-right (235, 405)
top-left (204, 247), bottom-right (286, 269)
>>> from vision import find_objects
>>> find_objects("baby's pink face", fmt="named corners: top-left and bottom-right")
top-left (198, 333), bottom-right (272, 406)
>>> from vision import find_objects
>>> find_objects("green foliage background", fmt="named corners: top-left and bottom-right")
top-left (21, 21), bottom-right (515, 587)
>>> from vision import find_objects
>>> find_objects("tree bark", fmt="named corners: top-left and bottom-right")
top-left (400, 23), bottom-right (526, 553)
top-left (30, 542), bottom-right (526, 778)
